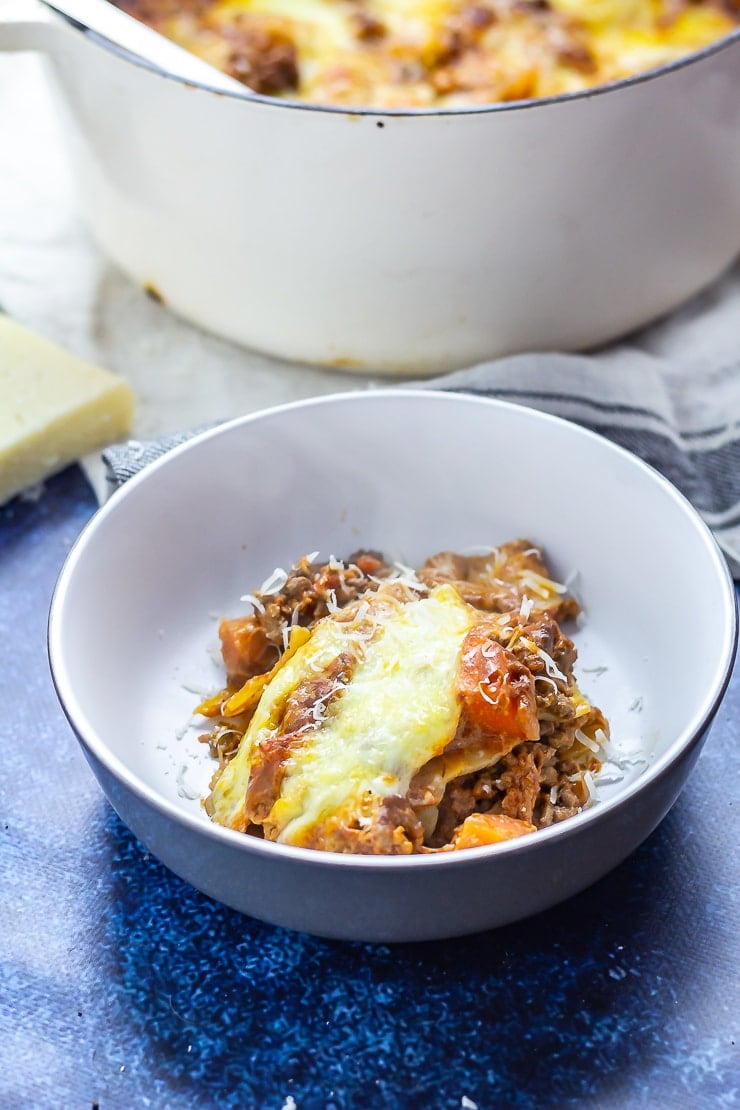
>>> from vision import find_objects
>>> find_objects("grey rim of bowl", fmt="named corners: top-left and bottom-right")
top-left (43, 2), bottom-right (740, 120)
top-left (47, 391), bottom-right (739, 872)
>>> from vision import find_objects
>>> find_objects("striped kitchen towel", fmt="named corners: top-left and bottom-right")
top-left (424, 350), bottom-right (740, 579)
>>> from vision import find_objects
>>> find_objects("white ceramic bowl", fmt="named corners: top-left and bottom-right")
top-left (48, 391), bottom-right (737, 941)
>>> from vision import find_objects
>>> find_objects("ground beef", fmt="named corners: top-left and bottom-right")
top-left (519, 617), bottom-right (577, 676)
top-left (222, 24), bottom-right (299, 93)
top-left (498, 748), bottom-right (541, 823)
top-left (298, 794), bottom-right (424, 855)
top-left (418, 540), bottom-right (580, 623)
top-left (430, 735), bottom-right (593, 846)
top-left (224, 551), bottom-right (391, 679)
top-left (350, 8), bottom-right (387, 40)
top-left (116, 0), bottom-right (208, 22)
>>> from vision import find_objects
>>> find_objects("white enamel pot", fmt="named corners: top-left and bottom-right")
top-left (2, 0), bottom-right (740, 373)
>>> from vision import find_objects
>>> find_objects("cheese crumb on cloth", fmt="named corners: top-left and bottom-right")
top-left (102, 264), bottom-right (740, 580)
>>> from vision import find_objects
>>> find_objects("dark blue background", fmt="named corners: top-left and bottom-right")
top-left (2, 467), bottom-right (738, 1109)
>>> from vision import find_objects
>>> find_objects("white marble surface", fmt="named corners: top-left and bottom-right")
top-left (0, 52), bottom-right (379, 448)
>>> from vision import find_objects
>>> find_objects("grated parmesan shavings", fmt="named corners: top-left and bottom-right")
top-left (258, 567), bottom-right (288, 595)
top-left (575, 728), bottom-right (601, 754)
top-left (176, 764), bottom-right (201, 800)
top-left (325, 588), bottom-right (340, 614)
top-left (583, 769), bottom-right (598, 805)
top-left (518, 570), bottom-right (567, 598)
top-left (534, 674), bottom-right (560, 695)
top-left (240, 592), bottom-right (266, 614)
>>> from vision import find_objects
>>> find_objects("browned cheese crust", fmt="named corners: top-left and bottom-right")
top-left (112, 0), bottom-right (739, 107)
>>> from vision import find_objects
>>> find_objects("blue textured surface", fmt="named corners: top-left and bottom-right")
top-left (1, 466), bottom-right (738, 1109)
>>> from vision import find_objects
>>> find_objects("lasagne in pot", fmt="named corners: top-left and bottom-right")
top-left (112, 0), bottom-right (739, 108)
top-left (196, 541), bottom-right (609, 854)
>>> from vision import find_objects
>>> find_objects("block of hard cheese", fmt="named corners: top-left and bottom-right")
top-left (0, 316), bottom-right (135, 505)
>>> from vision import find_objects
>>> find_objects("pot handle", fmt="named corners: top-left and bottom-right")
top-left (0, 0), bottom-right (64, 51)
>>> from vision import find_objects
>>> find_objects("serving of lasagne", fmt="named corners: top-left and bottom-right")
top-left (195, 541), bottom-right (608, 854)
top-left (113, 0), bottom-right (739, 108)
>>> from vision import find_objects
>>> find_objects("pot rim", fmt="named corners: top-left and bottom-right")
top-left (44, 2), bottom-right (740, 119)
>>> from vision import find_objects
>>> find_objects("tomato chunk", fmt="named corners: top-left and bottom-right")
top-left (458, 626), bottom-right (539, 742)
top-left (219, 615), bottom-right (277, 686)
top-left (451, 812), bottom-right (536, 849)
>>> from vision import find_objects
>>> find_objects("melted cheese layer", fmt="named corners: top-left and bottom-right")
top-left (208, 611), bottom-right (355, 828)
top-left (208, 584), bottom-right (477, 842)
top-left (274, 584), bottom-right (475, 845)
